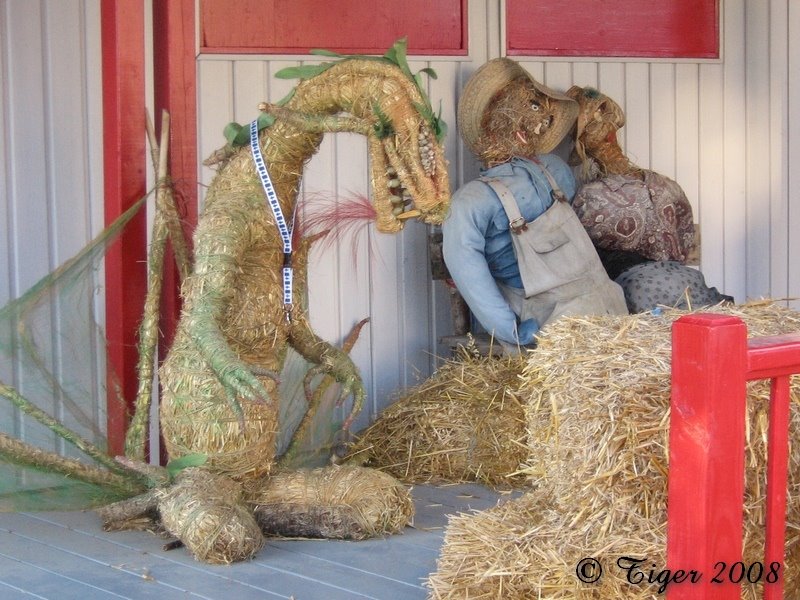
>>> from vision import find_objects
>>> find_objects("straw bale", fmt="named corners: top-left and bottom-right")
top-left (347, 352), bottom-right (528, 485)
top-left (429, 301), bottom-right (800, 599)
top-left (248, 465), bottom-right (413, 540)
top-left (157, 468), bottom-right (264, 565)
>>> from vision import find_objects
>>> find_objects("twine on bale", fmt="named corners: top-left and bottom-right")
top-left (347, 350), bottom-right (528, 486)
top-left (247, 465), bottom-right (413, 540)
top-left (428, 301), bottom-right (800, 599)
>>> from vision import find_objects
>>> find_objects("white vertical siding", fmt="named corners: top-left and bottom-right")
top-left (195, 0), bottom-right (800, 423)
top-left (3, 0), bottom-right (799, 438)
top-left (0, 0), bottom-right (105, 449)
top-left (788, 1), bottom-right (800, 305)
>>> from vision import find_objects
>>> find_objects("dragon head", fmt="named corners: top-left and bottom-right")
top-left (358, 68), bottom-right (451, 233)
top-left (268, 42), bottom-right (451, 234)
top-left (215, 42), bottom-right (451, 235)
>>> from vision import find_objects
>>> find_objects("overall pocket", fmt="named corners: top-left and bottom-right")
top-left (512, 201), bottom-right (598, 298)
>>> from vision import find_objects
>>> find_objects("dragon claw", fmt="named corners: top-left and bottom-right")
top-left (215, 362), bottom-right (278, 432)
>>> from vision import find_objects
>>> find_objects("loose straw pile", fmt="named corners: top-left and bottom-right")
top-left (429, 301), bottom-right (800, 599)
top-left (348, 351), bottom-right (528, 486)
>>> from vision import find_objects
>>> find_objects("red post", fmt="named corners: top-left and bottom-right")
top-left (745, 332), bottom-right (800, 599)
top-left (667, 314), bottom-right (749, 599)
top-left (152, 0), bottom-right (198, 349)
top-left (101, 0), bottom-right (147, 456)
top-left (151, 0), bottom-right (198, 465)
top-left (762, 375), bottom-right (790, 600)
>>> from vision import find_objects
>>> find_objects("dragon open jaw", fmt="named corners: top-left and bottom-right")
top-left (369, 122), bottom-right (450, 234)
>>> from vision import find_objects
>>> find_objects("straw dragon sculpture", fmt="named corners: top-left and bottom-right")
top-left (158, 53), bottom-right (448, 481)
top-left (97, 44), bottom-right (451, 561)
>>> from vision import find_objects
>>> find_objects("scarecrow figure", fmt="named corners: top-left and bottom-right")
top-left (567, 86), bottom-right (733, 312)
top-left (442, 58), bottom-right (627, 352)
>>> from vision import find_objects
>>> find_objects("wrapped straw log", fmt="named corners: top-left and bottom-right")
top-left (248, 465), bottom-right (413, 540)
top-left (157, 468), bottom-right (264, 565)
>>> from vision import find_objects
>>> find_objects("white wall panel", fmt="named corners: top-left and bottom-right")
top-left (4, 0), bottom-right (799, 440)
top-left (745, 0), bottom-right (773, 299)
top-left (622, 62), bottom-right (652, 169)
top-left (722, 0), bottom-right (749, 303)
top-left (0, 0), bottom-right (105, 450)
top-left (698, 61), bottom-right (727, 293)
top-left (650, 63), bottom-right (677, 178)
top-left (674, 64), bottom-right (700, 218)
top-left (769, 0), bottom-right (790, 301)
top-left (788, 0), bottom-right (800, 307)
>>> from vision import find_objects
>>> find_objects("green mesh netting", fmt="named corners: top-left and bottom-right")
top-left (0, 190), bottom-right (352, 511)
top-left (0, 197), bottom-right (147, 511)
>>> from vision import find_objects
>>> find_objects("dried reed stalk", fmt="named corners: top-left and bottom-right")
top-left (126, 110), bottom-right (174, 460)
top-left (0, 431), bottom-right (143, 499)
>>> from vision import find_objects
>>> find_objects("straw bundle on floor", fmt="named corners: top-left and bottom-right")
top-left (429, 301), bottom-right (800, 599)
top-left (347, 352), bottom-right (528, 485)
top-left (157, 468), bottom-right (264, 565)
top-left (248, 465), bottom-right (413, 540)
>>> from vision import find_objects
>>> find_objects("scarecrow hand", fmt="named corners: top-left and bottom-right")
top-left (517, 318), bottom-right (540, 346)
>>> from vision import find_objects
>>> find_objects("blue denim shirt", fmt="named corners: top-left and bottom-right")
top-left (442, 155), bottom-right (577, 344)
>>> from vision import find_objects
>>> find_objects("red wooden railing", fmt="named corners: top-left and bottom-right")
top-left (667, 313), bottom-right (800, 599)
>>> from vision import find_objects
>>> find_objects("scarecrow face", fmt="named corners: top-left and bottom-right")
top-left (575, 94), bottom-right (625, 151)
top-left (479, 77), bottom-right (559, 165)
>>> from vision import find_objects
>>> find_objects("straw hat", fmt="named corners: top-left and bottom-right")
top-left (457, 57), bottom-right (578, 158)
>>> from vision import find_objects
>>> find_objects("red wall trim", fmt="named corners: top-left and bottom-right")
top-left (152, 0), bottom-right (198, 352)
top-left (152, 0), bottom-right (198, 464)
top-left (101, 0), bottom-right (148, 456)
top-left (506, 0), bottom-right (720, 59)
top-left (199, 0), bottom-right (467, 56)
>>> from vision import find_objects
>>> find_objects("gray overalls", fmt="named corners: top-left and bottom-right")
top-left (481, 162), bottom-right (628, 335)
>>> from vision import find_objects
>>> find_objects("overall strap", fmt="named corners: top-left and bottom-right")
top-left (250, 119), bottom-right (294, 323)
top-left (530, 157), bottom-right (567, 203)
top-left (480, 159), bottom-right (567, 235)
top-left (479, 177), bottom-right (528, 234)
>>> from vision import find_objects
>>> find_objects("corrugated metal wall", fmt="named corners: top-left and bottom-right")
top-left (2, 0), bottom-right (799, 434)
